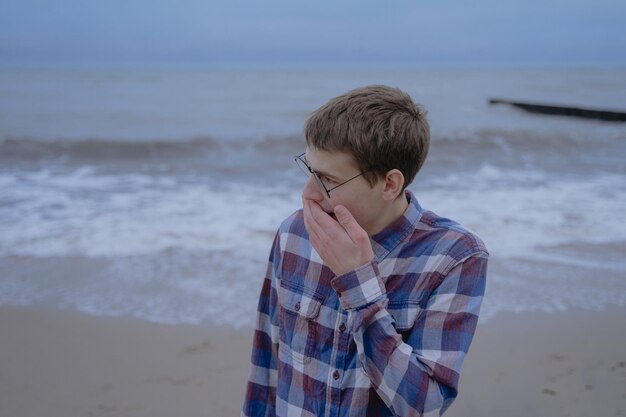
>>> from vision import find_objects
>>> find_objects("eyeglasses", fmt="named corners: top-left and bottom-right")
top-left (294, 152), bottom-right (370, 198)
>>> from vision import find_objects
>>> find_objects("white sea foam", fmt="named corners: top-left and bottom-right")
top-left (416, 165), bottom-right (626, 260)
top-left (3, 164), bottom-right (624, 261)
top-left (0, 168), bottom-right (299, 258)
top-left (1, 162), bottom-right (624, 327)
top-left (1, 67), bottom-right (626, 327)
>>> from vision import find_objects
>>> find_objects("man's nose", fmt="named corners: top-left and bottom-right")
top-left (302, 175), bottom-right (325, 201)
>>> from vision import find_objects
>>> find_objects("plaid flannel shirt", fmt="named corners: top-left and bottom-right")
top-left (242, 191), bottom-right (488, 417)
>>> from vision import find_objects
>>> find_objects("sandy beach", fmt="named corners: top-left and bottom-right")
top-left (1, 306), bottom-right (625, 417)
top-left (0, 308), bottom-right (251, 417)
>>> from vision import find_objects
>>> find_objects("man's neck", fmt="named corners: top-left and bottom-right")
top-left (367, 192), bottom-right (409, 236)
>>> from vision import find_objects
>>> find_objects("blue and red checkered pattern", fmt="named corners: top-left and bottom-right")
top-left (242, 191), bottom-right (488, 417)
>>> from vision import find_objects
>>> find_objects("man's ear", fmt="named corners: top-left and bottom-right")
top-left (381, 169), bottom-right (405, 201)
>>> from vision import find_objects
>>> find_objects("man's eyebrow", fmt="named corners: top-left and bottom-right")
top-left (304, 155), bottom-right (338, 180)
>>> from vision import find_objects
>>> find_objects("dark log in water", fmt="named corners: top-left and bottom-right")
top-left (489, 98), bottom-right (626, 122)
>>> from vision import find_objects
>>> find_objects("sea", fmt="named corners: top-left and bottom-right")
top-left (1, 67), bottom-right (625, 328)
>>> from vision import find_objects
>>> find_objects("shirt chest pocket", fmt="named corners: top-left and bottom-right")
top-left (388, 299), bottom-right (424, 335)
top-left (278, 282), bottom-right (323, 363)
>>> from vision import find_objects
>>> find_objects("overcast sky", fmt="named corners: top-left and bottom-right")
top-left (1, 0), bottom-right (625, 68)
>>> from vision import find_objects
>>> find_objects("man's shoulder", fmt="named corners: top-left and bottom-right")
top-left (266, 209), bottom-right (307, 263)
top-left (413, 208), bottom-right (488, 261)
top-left (276, 208), bottom-right (306, 237)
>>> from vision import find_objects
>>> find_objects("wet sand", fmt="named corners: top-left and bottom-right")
top-left (1, 306), bottom-right (625, 417)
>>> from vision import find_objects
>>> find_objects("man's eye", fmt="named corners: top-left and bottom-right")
top-left (322, 176), bottom-right (336, 185)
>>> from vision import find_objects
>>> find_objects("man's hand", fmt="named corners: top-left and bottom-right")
top-left (302, 199), bottom-right (374, 276)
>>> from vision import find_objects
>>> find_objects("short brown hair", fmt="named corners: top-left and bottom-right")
top-left (304, 85), bottom-right (430, 190)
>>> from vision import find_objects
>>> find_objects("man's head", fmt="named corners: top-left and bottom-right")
top-left (304, 85), bottom-right (430, 191)
top-left (300, 85), bottom-right (430, 236)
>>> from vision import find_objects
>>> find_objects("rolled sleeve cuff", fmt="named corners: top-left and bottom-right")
top-left (331, 262), bottom-right (386, 310)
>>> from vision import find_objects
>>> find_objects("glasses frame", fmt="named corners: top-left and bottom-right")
top-left (294, 152), bottom-right (370, 198)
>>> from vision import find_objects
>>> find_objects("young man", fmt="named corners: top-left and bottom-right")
top-left (242, 85), bottom-right (488, 417)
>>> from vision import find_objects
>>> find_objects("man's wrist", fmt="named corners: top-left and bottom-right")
top-left (330, 262), bottom-right (386, 310)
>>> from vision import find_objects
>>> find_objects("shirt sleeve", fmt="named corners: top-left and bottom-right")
top-left (331, 251), bottom-right (488, 417)
top-left (241, 233), bottom-right (281, 417)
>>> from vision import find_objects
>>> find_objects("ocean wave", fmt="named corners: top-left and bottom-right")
top-left (0, 136), bottom-right (216, 163)
top-left (3, 121), bottom-right (625, 171)
top-left (1, 164), bottom-right (625, 328)
top-left (416, 166), bottom-right (626, 259)
top-left (0, 134), bottom-right (305, 165)
top-left (0, 169), bottom-right (300, 257)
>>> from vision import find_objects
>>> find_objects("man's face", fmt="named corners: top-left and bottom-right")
top-left (301, 147), bottom-right (385, 236)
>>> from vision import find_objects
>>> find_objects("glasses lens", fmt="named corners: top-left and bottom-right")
top-left (294, 154), bottom-right (330, 197)
top-left (295, 156), bottom-right (312, 177)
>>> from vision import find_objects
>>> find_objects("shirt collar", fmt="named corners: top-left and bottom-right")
top-left (370, 190), bottom-right (424, 262)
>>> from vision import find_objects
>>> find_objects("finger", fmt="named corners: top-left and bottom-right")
top-left (302, 197), bottom-right (311, 226)
top-left (334, 205), bottom-right (369, 243)
top-left (302, 198), bottom-right (314, 235)
top-left (308, 200), bottom-right (340, 232)
top-left (302, 199), bottom-right (324, 243)
top-left (307, 200), bottom-right (335, 244)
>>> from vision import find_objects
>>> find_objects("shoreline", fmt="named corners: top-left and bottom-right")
top-left (1, 305), bottom-right (625, 417)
